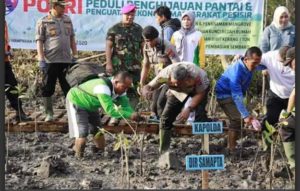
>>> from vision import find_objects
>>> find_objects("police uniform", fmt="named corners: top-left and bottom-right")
top-left (142, 38), bottom-right (180, 115)
top-left (143, 38), bottom-right (179, 78)
top-left (35, 12), bottom-right (75, 97)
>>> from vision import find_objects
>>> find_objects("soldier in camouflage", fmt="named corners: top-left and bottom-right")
top-left (105, 3), bottom-right (143, 81)
top-left (105, 3), bottom-right (143, 117)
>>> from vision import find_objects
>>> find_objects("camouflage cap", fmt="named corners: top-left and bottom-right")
top-left (49, 0), bottom-right (70, 6)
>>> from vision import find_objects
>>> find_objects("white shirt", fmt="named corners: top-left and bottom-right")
top-left (260, 50), bottom-right (295, 99)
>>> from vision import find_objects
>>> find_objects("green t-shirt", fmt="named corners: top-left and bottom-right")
top-left (67, 78), bottom-right (134, 119)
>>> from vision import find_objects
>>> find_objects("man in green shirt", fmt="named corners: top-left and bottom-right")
top-left (66, 71), bottom-right (142, 158)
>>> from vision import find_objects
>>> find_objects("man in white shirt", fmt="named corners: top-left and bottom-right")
top-left (259, 46), bottom-right (295, 148)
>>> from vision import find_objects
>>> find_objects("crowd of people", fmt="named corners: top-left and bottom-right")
top-left (5, 0), bottom-right (295, 177)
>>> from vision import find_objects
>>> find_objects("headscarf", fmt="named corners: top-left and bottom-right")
top-left (271, 6), bottom-right (292, 29)
top-left (177, 11), bottom-right (196, 59)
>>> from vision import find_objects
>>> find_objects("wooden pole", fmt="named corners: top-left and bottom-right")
top-left (77, 53), bottom-right (106, 62)
top-left (201, 134), bottom-right (210, 189)
top-left (262, 0), bottom-right (268, 107)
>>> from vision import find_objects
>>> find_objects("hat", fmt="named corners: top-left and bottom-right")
top-left (121, 3), bottom-right (136, 14)
top-left (142, 26), bottom-right (159, 40)
top-left (283, 47), bottom-right (295, 66)
top-left (50, 0), bottom-right (70, 6)
top-left (279, 46), bottom-right (295, 66)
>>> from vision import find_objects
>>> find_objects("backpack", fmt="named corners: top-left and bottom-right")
top-left (65, 62), bottom-right (112, 97)
top-left (65, 62), bottom-right (105, 87)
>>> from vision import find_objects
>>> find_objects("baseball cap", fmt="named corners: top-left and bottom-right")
top-left (49, 0), bottom-right (70, 6)
top-left (121, 3), bottom-right (137, 14)
top-left (279, 46), bottom-right (295, 66)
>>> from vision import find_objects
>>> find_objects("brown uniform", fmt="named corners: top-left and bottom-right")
top-left (143, 38), bottom-right (180, 76)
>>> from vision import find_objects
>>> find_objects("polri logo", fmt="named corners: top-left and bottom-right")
top-left (5, 0), bottom-right (18, 15)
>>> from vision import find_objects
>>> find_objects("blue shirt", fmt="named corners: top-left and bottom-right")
top-left (159, 26), bottom-right (174, 41)
top-left (215, 58), bottom-right (266, 118)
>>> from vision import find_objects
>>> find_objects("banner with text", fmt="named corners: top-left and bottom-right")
top-left (5, 0), bottom-right (264, 55)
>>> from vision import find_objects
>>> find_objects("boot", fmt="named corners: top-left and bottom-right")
top-left (72, 138), bottom-right (86, 158)
top-left (43, 97), bottom-right (53, 122)
top-left (283, 142), bottom-right (295, 170)
top-left (227, 130), bottom-right (239, 152)
top-left (159, 129), bottom-right (172, 154)
top-left (15, 109), bottom-right (32, 122)
top-left (92, 134), bottom-right (106, 153)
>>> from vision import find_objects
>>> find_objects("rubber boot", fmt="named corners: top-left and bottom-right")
top-left (159, 129), bottom-right (172, 154)
top-left (92, 134), bottom-right (106, 153)
top-left (227, 130), bottom-right (239, 152)
top-left (15, 108), bottom-right (32, 122)
top-left (43, 97), bottom-right (53, 122)
top-left (283, 142), bottom-right (295, 170)
top-left (73, 138), bottom-right (86, 158)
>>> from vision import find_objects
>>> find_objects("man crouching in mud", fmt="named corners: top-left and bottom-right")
top-left (141, 62), bottom-right (210, 154)
top-left (66, 71), bottom-right (143, 158)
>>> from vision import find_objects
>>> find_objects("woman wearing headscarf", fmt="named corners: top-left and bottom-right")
top-left (260, 6), bottom-right (295, 53)
top-left (170, 11), bottom-right (206, 69)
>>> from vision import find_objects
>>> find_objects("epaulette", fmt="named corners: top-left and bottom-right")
top-left (47, 14), bottom-right (52, 20)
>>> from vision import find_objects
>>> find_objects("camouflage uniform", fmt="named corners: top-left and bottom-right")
top-left (106, 22), bottom-right (143, 108)
top-left (106, 22), bottom-right (143, 83)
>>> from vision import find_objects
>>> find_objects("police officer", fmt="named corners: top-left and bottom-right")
top-left (105, 3), bottom-right (143, 125)
top-left (36, 0), bottom-right (78, 121)
top-left (140, 26), bottom-right (180, 116)
top-left (142, 62), bottom-right (210, 154)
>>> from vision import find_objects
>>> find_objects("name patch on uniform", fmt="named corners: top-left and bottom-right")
top-left (192, 122), bottom-right (223, 134)
top-left (186, 155), bottom-right (224, 170)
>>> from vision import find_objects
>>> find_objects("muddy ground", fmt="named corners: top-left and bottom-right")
top-left (5, 122), bottom-right (294, 190)
top-left (4, 82), bottom-right (294, 190)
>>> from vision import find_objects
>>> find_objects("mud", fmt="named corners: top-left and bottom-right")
top-left (5, 130), bottom-right (294, 189)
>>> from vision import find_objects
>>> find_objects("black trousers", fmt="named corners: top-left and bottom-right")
top-left (194, 87), bottom-right (210, 122)
top-left (153, 85), bottom-right (210, 122)
top-left (41, 63), bottom-right (70, 97)
top-left (151, 84), bottom-right (169, 116)
top-left (5, 62), bottom-right (22, 111)
top-left (160, 91), bottom-right (188, 130)
top-left (159, 87), bottom-right (209, 130)
top-left (262, 90), bottom-right (289, 130)
top-left (279, 115), bottom-right (295, 142)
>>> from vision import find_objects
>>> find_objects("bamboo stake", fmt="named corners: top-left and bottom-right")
top-left (77, 53), bottom-right (106, 62)
top-left (201, 134), bottom-right (210, 189)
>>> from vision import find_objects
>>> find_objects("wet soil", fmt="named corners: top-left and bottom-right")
top-left (5, 129), bottom-right (294, 190)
